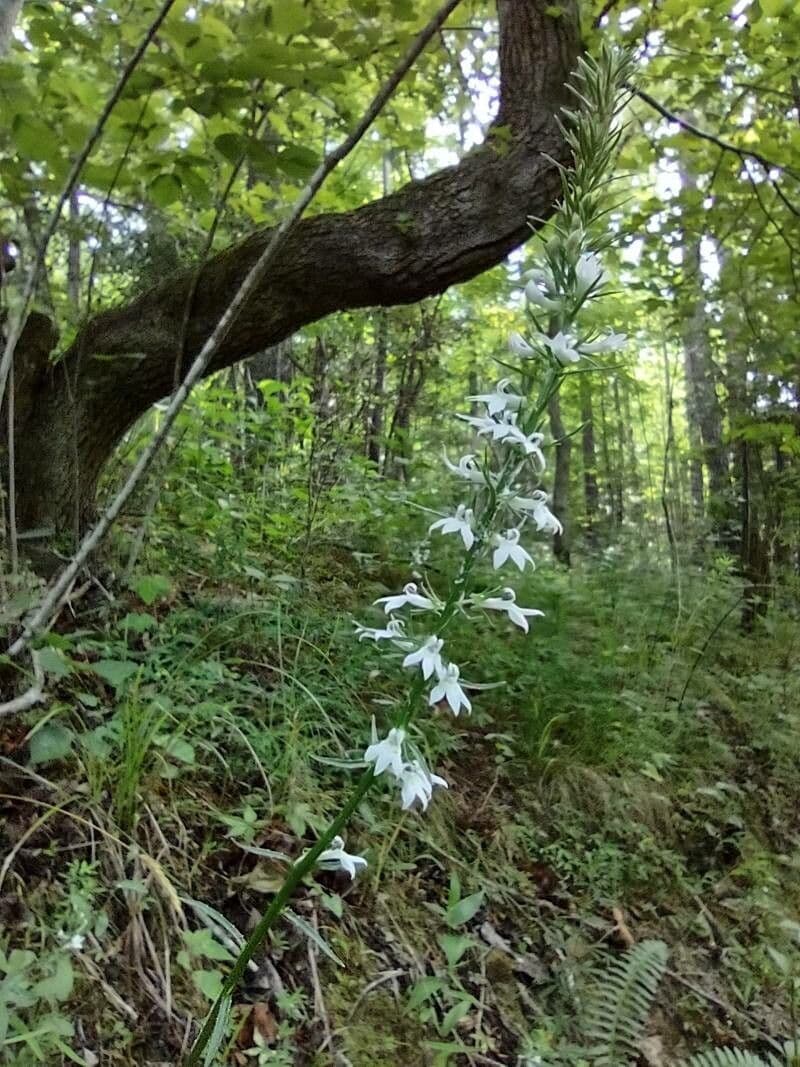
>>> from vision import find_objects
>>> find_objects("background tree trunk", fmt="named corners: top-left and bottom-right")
top-left (579, 373), bottom-right (600, 546)
top-left (548, 391), bottom-right (571, 565)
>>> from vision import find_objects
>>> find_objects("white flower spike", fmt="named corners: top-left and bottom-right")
top-left (398, 760), bottom-right (448, 811)
top-left (364, 726), bottom-right (406, 778)
top-left (402, 636), bottom-right (444, 679)
top-left (316, 836), bottom-right (368, 880)
top-left (353, 618), bottom-right (408, 642)
top-left (575, 251), bottom-right (605, 296)
top-left (466, 378), bottom-right (523, 416)
top-left (480, 588), bottom-right (544, 633)
top-left (429, 504), bottom-right (475, 550)
top-left (429, 663), bottom-right (472, 716)
top-left (508, 331), bottom-right (535, 356)
top-left (492, 528), bottom-right (534, 572)
top-left (374, 582), bottom-right (435, 614)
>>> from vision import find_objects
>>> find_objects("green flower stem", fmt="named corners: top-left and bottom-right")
top-left (186, 766), bottom-right (375, 1065)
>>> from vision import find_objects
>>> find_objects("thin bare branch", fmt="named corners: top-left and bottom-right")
top-left (0, 649), bottom-right (45, 717)
top-left (634, 85), bottom-right (800, 217)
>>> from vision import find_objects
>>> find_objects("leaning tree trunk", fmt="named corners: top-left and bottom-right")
top-left (3, 0), bottom-right (580, 542)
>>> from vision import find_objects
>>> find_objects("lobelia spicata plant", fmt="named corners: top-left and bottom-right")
top-left (187, 44), bottom-right (636, 1066)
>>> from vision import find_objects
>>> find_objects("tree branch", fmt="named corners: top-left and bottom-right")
top-left (634, 85), bottom-right (800, 218)
top-left (9, 0), bottom-right (579, 540)
top-left (9, 0), bottom-right (480, 657)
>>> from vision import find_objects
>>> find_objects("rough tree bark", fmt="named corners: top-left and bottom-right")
top-left (6, 0), bottom-right (580, 537)
top-left (0, 0), bottom-right (23, 56)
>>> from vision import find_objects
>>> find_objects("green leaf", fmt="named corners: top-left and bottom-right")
top-left (120, 612), bottom-right (157, 633)
top-left (36, 646), bottom-right (73, 678)
top-left (12, 114), bottom-right (61, 163)
top-left (272, 0), bottom-right (309, 34)
top-left (149, 173), bottom-right (182, 209)
top-left (406, 976), bottom-right (444, 1011)
top-left (34, 956), bottom-right (74, 1002)
top-left (29, 723), bottom-right (74, 766)
top-left (439, 998), bottom-right (472, 1036)
top-left (92, 659), bottom-right (138, 689)
top-left (131, 574), bottom-right (171, 605)
top-left (760, 0), bottom-right (789, 14)
top-left (285, 908), bottom-right (344, 967)
top-left (193, 968), bottom-right (224, 1001)
top-left (438, 933), bottom-right (474, 969)
top-left (162, 736), bottom-right (196, 764)
top-left (182, 929), bottom-right (235, 963)
top-left (446, 890), bottom-right (484, 928)
top-left (276, 144), bottom-right (319, 179)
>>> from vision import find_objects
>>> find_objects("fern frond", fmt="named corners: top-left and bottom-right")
top-left (683, 1050), bottom-right (770, 1067)
top-left (583, 939), bottom-right (668, 1066)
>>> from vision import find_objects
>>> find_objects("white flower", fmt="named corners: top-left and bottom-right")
top-left (316, 836), bottom-right (368, 880)
top-left (429, 663), bottom-right (471, 716)
top-left (58, 930), bottom-right (85, 952)
top-left (398, 760), bottom-right (448, 811)
top-left (492, 528), bottom-right (534, 572)
top-left (364, 726), bottom-right (406, 778)
top-left (443, 452), bottom-right (489, 485)
top-left (502, 425), bottom-right (546, 465)
top-left (466, 378), bottom-right (522, 416)
top-left (374, 582), bottom-right (435, 614)
top-left (510, 490), bottom-right (563, 534)
top-left (508, 331), bottom-right (535, 356)
top-left (402, 635), bottom-right (444, 679)
top-left (525, 277), bottom-right (562, 312)
top-left (479, 588), bottom-right (544, 633)
top-left (458, 412), bottom-right (506, 438)
top-left (429, 504), bottom-right (475, 550)
top-left (575, 251), bottom-right (605, 296)
top-left (578, 331), bottom-right (627, 354)
top-left (353, 618), bottom-right (408, 642)
top-left (543, 331), bottom-right (581, 364)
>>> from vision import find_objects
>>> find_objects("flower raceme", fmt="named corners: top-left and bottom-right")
top-left (186, 53), bottom-right (637, 1067)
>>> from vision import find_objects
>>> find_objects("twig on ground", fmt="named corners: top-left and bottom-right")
top-left (0, 649), bottom-right (45, 717)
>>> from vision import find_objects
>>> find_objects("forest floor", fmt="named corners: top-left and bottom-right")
top-left (1, 542), bottom-right (799, 1066)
